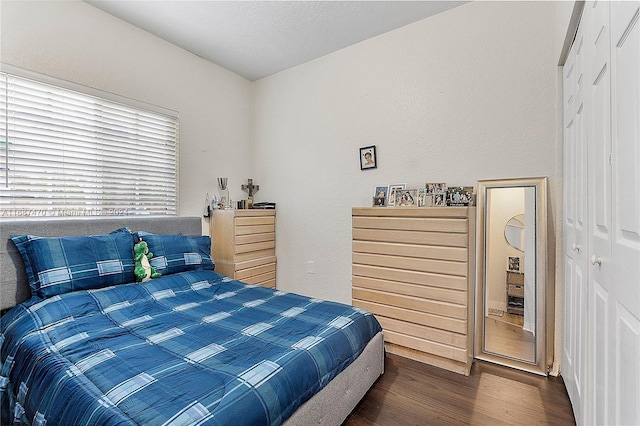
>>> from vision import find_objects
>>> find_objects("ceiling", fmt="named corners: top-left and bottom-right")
top-left (84, 1), bottom-right (467, 81)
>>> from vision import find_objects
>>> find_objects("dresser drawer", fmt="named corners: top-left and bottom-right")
top-left (235, 223), bottom-right (275, 236)
top-left (508, 284), bottom-right (524, 298)
top-left (245, 277), bottom-right (276, 289)
top-left (235, 232), bottom-right (275, 245)
top-left (234, 255), bottom-right (276, 271)
top-left (241, 270), bottom-right (276, 286)
top-left (235, 261), bottom-right (276, 280)
top-left (233, 248), bottom-right (276, 262)
top-left (506, 271), bottom-right (524, 285)
top-left (235, 240), bottom-right (275, 256)
top-left (235, 216), bottom-right (275, 227)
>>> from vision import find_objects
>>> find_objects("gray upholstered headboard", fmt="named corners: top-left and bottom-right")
top-left (0, 216), bottom-right (202, 312)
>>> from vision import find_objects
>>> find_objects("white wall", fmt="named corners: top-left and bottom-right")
top-left (0, 0), bottom-right (253, 234)
top-left (253, 1), bottom-right (564, 302)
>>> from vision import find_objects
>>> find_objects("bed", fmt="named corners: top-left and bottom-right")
top-left (0, 216), bottom-right (384, 425)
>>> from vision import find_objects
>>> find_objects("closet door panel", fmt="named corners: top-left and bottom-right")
top-left (564, 46), bottom-right (577, 238)
top-left (573, 28), bottom-right (588, 420)
top-left (611, 0), bottom-right (640, 317)
top-left (591, 281), bottom-right (609, 425)
top-left (610, 2), bottom-right (640, 424)
top-left (586, 1), bottom-right (613, 423)
top-left (587, 0), bottom-right (612, 240)
top-left (562, 22), bottom-right (587, 424)
top-left (573, 31), bottom-right (588, 415)
top-left (615, 305), bottom-right (640, 424)
top-left (575, 39), bottom-right (588, 241)
top-left (589, 65), bottom-right (612, 240)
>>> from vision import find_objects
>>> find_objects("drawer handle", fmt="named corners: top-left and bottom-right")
top-left (572, 243), bottom-right (581, 252)
top-left (590, 255), bottom-right (602, 266)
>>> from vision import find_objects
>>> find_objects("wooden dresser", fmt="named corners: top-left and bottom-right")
top-left (352, 207), bottom-right (475, 375)
top-left (210, 209), bottom-right (276, 288)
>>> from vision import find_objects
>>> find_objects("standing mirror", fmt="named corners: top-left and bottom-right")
top-left (475, 177), bottom-right (549, 375)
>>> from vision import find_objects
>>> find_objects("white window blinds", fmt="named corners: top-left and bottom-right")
top-left (0, 71), bottom-right (178, 217)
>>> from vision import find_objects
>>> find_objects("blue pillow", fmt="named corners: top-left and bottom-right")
top-left (11, 232), bottom-right (136, 298)
top-left (138, 234), bottom-right (214, 275)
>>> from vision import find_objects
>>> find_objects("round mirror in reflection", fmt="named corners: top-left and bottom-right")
top-left (504, 214), bottom-right (525, 251)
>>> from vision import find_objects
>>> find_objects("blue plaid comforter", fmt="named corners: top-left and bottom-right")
top-left (0, 270), bottom-right (382, 425)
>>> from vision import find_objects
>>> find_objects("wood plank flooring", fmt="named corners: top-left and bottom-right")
top-left (343, 354), bottom-right (575, 426)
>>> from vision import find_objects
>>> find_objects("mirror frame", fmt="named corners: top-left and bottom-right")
top-left (475, 177), bottom-right (549, 375)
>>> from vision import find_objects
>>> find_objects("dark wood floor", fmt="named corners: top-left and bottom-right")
top-left (343, 354), bottom-right (575, 426)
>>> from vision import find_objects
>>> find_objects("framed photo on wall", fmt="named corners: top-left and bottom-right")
top-left (360, 145), bottom-right (377, 170)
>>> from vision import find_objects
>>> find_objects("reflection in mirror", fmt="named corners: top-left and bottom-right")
top-left (475, 177), bottom-right (548, 376)
top-left (504, 214), bottom-right (525, 251)
top-left (484, 188), bottom-right (535, 362)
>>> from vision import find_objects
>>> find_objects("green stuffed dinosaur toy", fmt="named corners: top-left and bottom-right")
top-left (134, 238), bottom-right (161, 282)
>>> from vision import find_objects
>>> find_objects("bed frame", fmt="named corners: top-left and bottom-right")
top-left (0, 216), bottom-right (383, 425)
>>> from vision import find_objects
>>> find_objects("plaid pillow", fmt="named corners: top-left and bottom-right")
top-left (11, 232), bottom-right (136, 299)
top-left (138, 234), bottom-right (214, 276)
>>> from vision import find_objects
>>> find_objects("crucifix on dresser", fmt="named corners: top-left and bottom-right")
top-left (241, 178), bottom-right (259, 208)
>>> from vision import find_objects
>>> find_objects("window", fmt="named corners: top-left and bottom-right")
top-left (0, 70), bottom-right (178, 217)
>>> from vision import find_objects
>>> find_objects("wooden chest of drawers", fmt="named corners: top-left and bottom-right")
top-left (352, 207), bottom-right (476, 375)
top-left (210, 209), bottom-right (276, 288)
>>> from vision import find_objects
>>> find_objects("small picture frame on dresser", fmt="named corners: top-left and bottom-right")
top-left (446, 186), bottom-right (473, 206)
top-left (425, 182), bottom-right (447, 194)
top-left (373, 185), bottom-right (389, 205)
top-left (395, 189), bottom-right (418, 207)
top-left (432, 193), bottom-right (446, 207)
top-left (387, 184), bottom-right (406, 206)
top-left (418, 189), bottom-right (432, 207)
top-left (389, 183), bottom-right (407, 190)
